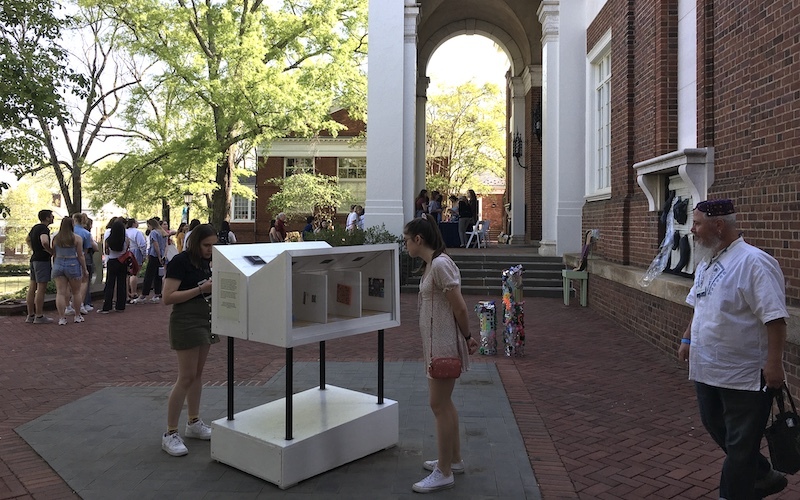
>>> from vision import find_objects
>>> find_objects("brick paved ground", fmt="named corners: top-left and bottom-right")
top-left (1, 294), bottom-right (798, 499)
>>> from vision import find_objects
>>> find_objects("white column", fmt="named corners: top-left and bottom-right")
top-left (538, 1), bottom-right (560, 255)
top-left (403, 3), bottom-right (420, 224)
top-left (416, 77), bottom-right (429, 199)
top-left (365, 0), bottom-right (417, 237)
top-left (677, 0), bottom-right (697, 149)
top-left (509, 77), bottom-right (526, 242)
top-left (538, 0), bottom-right (585, 256)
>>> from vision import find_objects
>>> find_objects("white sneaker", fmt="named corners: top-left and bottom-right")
top-left (149, 296), bottom-right (161, 303)
top-left (412, 468), bottom-right (454, 493)
top-left (162, 432), bottom-right (188, 456)
top-left (58, 317), bottom-right (68, 325)
top-left (74, 314), bottom-right (84, 323)
top-left (64, 305), bottom-right (75, 315)
top-left (83, 304), bottom-right (94, 312)
top-left (185, 419), bottom-right (212, 440)
top-left (423, 459), bottom-right (465, 474)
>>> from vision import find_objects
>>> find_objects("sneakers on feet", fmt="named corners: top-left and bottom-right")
top-left (97, 309), bottom-right (111, 314)
top-left (83, 304), bottom-right (94, 312)
top-left (161, 432), bottom-right (188, 457)
top-left (149, 296), bottom-right (161, 303)
top-left (64, 305), bottom-right (75, 315)
top-left (58, 317), bottom-right (68, 325)
top-left (79, 305), bottom-right (89, 315)
top-left (74, 314), bottom-right (84, 323)
top-left (412, 468), bottom-right (454, 493)
top-left (33, 315), bottom-right (54, 324)
top-left (25, 315), bottom-right (35, 323)
top-left (132, 297), bottom-right (148, 304)
top-left (185, 419), bottom-right (212, 440)
top-left (423, 459), bottom-right (465, 474)
top-left (755, 469), bottom-right (788, 497)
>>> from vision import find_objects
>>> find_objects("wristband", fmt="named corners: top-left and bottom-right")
top-left (681, 338), bottom-right (691, 345)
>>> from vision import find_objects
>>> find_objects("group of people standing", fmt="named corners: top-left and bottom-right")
top-left (25, 210), bottom-right (97, 325)
top-left (416, 189), bottom-right (479, 247)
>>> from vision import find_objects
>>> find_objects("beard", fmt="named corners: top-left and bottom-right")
top-left (694, 233), bottom-right (723, 265)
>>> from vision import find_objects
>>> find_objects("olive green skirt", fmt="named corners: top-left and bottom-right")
top-left (169, 298), bottom-right (219, 350)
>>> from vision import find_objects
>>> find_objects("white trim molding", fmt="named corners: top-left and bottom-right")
top-left (634, 147), bottom-right (714, 211)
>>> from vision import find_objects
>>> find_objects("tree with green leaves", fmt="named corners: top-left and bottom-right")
top-left (86, 0), bottom-right (368, 228)
top-left (425, 81), bottom-right (505, 196)
top-left (0, 0), bottom-right (80, 214)
top-left (266, 173), bottom-right (351, 224)
top-left (0, 178), bottom-right (53, 251)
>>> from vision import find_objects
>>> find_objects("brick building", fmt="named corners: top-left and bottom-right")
top-left (368, 0), bottom-right (800, 385)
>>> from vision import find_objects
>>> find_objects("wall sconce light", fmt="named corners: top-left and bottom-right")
top-left (532, 99), bottom-right (543, 144)
top-left (513, 132), bottom-right (526, 169)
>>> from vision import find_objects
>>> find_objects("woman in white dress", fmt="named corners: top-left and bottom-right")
top-left (403, 214), bottom-right (479, 493)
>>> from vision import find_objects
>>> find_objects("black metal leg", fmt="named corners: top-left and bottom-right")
top-left (319, 341), bottom-right (326, 390)
top-left (227, 336), bottom-right (234, 420)
top-left (378, 329), bottom-right (384, 404)
top-left (286, 347), bottom-right (293, 441)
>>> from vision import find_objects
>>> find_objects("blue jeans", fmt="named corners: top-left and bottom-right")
top-left (695, 382), bottom-right (773, 500)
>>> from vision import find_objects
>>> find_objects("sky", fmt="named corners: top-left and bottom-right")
top-left (426, 35), bottom-right (511, 95)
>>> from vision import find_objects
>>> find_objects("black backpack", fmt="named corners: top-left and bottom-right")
top-left (217, 230), bottom-right (229, 245)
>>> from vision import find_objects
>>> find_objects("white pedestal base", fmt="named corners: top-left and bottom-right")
top-left (210, 385), bottom-right (399, 489)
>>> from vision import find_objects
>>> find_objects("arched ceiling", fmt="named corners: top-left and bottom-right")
top-left (417, 0), bottom-right (542, 77)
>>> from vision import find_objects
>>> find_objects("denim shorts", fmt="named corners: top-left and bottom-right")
top-left (52, 258), bottom-right (82, 280)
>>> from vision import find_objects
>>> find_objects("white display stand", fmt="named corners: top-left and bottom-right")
top-left (209, 242), bottom-right (401, 489)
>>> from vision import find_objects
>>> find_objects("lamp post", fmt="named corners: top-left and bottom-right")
top-left (512, 132), bottom-right (526, 169)
top-left (183, 190), bottom-right (193, 224)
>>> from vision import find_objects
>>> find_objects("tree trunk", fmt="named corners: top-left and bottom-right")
top-left (210, 149), bottom-right (233, 229)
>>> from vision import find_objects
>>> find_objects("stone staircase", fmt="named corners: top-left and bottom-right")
top-left (400, 251), bottom-right (565, 298)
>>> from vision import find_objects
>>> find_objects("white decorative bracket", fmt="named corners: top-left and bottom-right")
top-left (634, 148), bottom-right (714, 211)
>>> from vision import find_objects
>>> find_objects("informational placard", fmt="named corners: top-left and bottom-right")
top-left (217, 272), bottom-right (242, 322)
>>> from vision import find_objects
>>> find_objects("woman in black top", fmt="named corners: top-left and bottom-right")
top-left (160, 224), bottom-right (218, 457)
top-left (457, 196), bottom-right (474, 247)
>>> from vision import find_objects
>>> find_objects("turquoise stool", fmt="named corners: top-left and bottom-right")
top-left (562, 269), bottom-right (588, 307)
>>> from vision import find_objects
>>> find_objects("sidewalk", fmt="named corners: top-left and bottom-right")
top-left (1, 293), bottom-right (798, 499)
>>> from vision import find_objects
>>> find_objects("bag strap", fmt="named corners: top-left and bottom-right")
top-left (427, 261), bottom-right (461, 359)
top-left (776, 382), bottom-right (798, 415)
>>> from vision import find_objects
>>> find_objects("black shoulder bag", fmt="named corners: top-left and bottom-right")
top-left (765, 382), bottom-right (800, 474)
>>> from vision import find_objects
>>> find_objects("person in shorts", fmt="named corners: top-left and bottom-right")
top-left (25, 209), bottom-right (55, 324)
top-left (160, 224), bottom-right (218, 456)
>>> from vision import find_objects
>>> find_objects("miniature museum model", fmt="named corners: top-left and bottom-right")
top-left (209, 242), bottom-right (401, 489)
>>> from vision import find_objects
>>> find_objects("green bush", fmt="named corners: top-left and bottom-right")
top-left (0, 264), bottom-right (30, 276)
top-left (304, 224), bottom-right (402, 248)
top-left (0, 280), bottom-right (57, 301)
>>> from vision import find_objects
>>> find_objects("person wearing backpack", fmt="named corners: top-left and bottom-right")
top-left (217, 220), bottom-right (236, 245)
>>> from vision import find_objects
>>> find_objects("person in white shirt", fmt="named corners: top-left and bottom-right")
top-left (346, 205), bottom-right (363, 231)
top-left (678, 199), bottom-right (788, 499)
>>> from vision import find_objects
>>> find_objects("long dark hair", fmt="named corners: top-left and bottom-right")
top-left (107, 220), bottom-right (126, 252)
top-left (403, 214), bottom-right (446, 272)
top-left (186, 224), bottom-right (217, 268)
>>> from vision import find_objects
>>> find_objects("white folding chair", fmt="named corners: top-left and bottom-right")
top-left (465, 220), bottom-right (484, 248)
top-left (478, 220), bottom-right (490, 248)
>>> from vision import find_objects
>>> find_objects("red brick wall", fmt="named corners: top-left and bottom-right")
top-left (525, 87), bottom-right (543, 242)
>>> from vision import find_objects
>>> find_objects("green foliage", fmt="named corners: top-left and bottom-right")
top-left (0, 0), bottom-right (77, 173)
top-left (301, 223), bottom-right (401, 248)
top-left (425, 81), bottom-right (506, 195)
top-left (0, 280), bottom-right (57, 301)
top-left (364, 224), bottom-right (402, 245)
top-left (0, 179), bottom-right (53, 250)
top-left (303, 226), bottom-right (364, 247)
top-left (0, 264), bottom-right (29, 276)
top-left (85, 0), bottom-right (368, 228)
top-left (266, 173), bottom-right (351, 223)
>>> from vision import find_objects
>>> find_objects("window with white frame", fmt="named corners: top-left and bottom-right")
top-left (284, 157), bottom-right (314, 177)
top-left (232, 186), bottom-right (256, 221)
top-left (587, 31), bottom-right (612, 197)
top-left (337, 157), bottom-right (367, 212)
